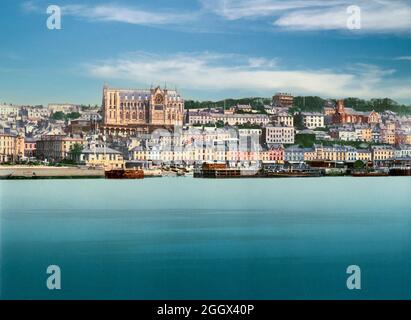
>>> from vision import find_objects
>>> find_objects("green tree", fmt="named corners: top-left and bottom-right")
top-left (66, 112), bottom-right (81, 120)
top-left (354, 160), bottom-right (365, 170)
top-left (69, 143), bottom-right (83, 163)
top-left (51, 111), bottom-right (65, 121)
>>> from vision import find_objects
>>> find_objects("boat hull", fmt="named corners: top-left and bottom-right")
top-left (105, 169), bottom-right (144, 179)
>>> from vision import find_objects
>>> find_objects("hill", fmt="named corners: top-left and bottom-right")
top-left (185, 96), bottom-right (411, 115)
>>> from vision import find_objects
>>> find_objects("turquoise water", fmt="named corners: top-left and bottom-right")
top-left (1, 177), bottom-right (410, 299)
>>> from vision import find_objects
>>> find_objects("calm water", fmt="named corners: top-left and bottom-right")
top-left (1, 177), bottom-right (410, 300)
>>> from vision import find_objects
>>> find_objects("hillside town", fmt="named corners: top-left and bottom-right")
top-left (1, 87), bottom-right (411, 177)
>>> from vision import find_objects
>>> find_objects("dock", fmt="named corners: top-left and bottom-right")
top-left (0, 166), bottom-right (105, 179)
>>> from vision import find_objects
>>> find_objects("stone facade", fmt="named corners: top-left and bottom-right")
top-left (102, 86), bottom-right (184, 130)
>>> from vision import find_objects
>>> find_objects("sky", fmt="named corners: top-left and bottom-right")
top-left (0, 0), bottom-right (410, 105)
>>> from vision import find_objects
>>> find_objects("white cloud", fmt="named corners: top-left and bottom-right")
top-left (274, 1), bottom-right (411, 32)
top-left (396, 56), bottom-right (411, 61)
top-left (201, 0), bottom-right (344, 20)
top-left (84, 52), bottom-right (411, 100)
top-left (22, 1), bottom-right (195, 26)
top-left (205, 0), bottom-right (411, 33)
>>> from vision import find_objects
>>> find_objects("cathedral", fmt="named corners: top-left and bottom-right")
top-left (102, 85), bottom-right (184, 134)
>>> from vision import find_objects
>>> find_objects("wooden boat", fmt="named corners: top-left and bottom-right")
top-left (105, 169), bottom-right (144, 179)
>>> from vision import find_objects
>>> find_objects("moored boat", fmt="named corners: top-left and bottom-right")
top-left (105, 169), bottom-right (144, 179)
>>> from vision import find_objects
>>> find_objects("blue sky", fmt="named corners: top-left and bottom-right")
top-left (0, 0), bottom-right (410, 105)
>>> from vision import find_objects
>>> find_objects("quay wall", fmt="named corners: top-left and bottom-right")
top-left (0, 166), bottom-right (104, 179)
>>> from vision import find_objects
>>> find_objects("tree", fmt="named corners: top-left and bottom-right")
top-left (51, 111), bottom-right (65, 121)
top-left (354, 160), bottom-right (365, 170)
top-left (69, 143), bottom-right (83, 163)
top-left (66, 112), bottom-right (81, 120)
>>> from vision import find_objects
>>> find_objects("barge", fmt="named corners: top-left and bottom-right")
top-left (105, 169), bottom-right (144, 179)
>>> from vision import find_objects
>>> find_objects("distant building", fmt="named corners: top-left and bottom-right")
top-left (332, 100), bottom-right (381, 125)
top-left (372, 145), bottom-right (395, 162)
top-left (272, 112), bottom-right (294, 127)
top-left (396, 131), bottom-right (411, 145)
top-left (272, 93), bottom-right (294, 108)
top-left (0, 104), bottom-right (21, 118)
top-left (284, 146), bottom-right (306, 163)
top-left (238, 128), bottom-right (262, 137)
top-left (24, 138), bottom-right (37, 158)
top-left (299, 112), bottom-right (325, 129)
top-left (21, 106), bottom-right (50, 121)
top-left (235, 104), bottom-right (253, 113)
top-left (357, 150), bottom-right (372, 162)
top-left (36, 135), bottom-right (83, 162)
top-left (0, 133), bottom-right (24, 163)
top-left (187, 111), bottom-right (270, 127)
top-left (102, 85), bottom-right (184, 134)
top-left (79, 144), bottom-right (124, 170)
top-left (395, 145), bottom-right (411, 158)
top-left (323, 106), bottom-right (335, 116)
top-left (261, 144), bottom-right (284, 163)
top-left (381, 122), bottom-right (396, 145)
top-left (48, 103), bottom-right (80, 114)
top-left (264, 126), bottom-right (295, 144)
top-left (330, 128), bottom-right (357, 141)
top-left (354, 125), bottom-right (373, 142)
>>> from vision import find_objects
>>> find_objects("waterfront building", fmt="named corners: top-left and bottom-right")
top-left (314, 145), bottom-right (347, 162)
top-left (102, 85), bottom-right (184, 135)
top-left (260, 144), bottom-right (284, 163)
top-left (357, 150), bottom-right (372, 162)
top-left (79, 144), bottom-right (124, 170)
top-left (372, 145), bottom-right (395, 162)
top-left (0, 133), bottom-right (24, 163)
top-left (284, 146), bottom-right (306, 163)
top-left (24, 138), bottom-right (37, 158)
top-left (394, 145), bottom-right (411, 159)
top-left (272, 93), bottom-right (293, 108)
top-left (263, 126), bottom-right (295, 144)
top-left (36, 135), bottom-right (84, 162)
top-left (304, 148), bottom-right (317, 161)
top-left (345, 147), bottom-right (358, 162)
top-left (299, 112), bottom-right (325, 129)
